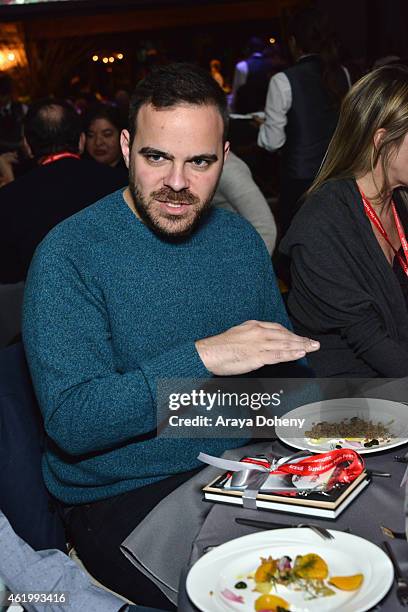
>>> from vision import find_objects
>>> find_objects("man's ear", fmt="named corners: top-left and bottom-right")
top-left (223, 140), bottom-right (230, 163)
top-left (78, 132), bottom-right (86, 155)
top-left (121, 129), bottom-right (131, 168)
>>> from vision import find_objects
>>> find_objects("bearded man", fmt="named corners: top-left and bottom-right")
top-left (22, 64), bottom-right (319, 609)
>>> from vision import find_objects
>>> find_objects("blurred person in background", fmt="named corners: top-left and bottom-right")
top-left (230, 36), bottom-right (273, 113)
top-left (213, 151), bottom-right (277, 255)
top-left (0, 99), bottom-right (126, 283)
top-left (258, 7), bottom-right (350, 237)
top-left (0, 74), bottom-right (26, 155)
top-left (0, 152), bottom-right (17, 187)
top-left (115, 88), bottom-right (131, 126)
top-left (83, 104), bottom-right (128, 181)
top-left (210, 59), bottom-right (227, 91)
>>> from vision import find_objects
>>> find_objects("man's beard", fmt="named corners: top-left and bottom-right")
top-left (128, 167), bottom-right (218, 241)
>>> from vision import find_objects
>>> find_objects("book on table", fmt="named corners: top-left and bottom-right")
top-left (202, 457), bottom-right (370, 519)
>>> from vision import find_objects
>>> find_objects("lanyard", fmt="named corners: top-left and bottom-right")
top-left (40, 152), bottom-right (81, 166)
top-left (360, 189), bottom-right (408, 277)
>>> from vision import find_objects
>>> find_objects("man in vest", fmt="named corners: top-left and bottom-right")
top-left (258, 8), bottom-right (350, 236)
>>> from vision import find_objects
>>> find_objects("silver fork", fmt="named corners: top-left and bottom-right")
top-left (383, 541), bottom-right (408, 606)
top-left (298, 523), bottom-right (334, 540)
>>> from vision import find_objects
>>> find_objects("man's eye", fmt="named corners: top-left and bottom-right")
top-left (147, 154), bottom-right (165, 163)
top-left (191, 159), bottom-right (209, 168)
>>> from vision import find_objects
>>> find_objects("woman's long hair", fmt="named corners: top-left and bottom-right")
top-left (309, 64), bottom-right (408, 201)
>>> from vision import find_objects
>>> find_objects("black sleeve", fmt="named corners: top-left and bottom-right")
top-left (285, 210), bottom-right (408, 377)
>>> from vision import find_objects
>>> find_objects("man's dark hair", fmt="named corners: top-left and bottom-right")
top-left (82, 103), bottom-right (125, 134)
top-left (287, 7), bottom-right (347, 106)
top-left (128, 63), bottom-right (229, 144)
top-left (24, 99), bottom-right (82, 159)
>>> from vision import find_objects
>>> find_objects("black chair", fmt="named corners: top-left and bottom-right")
top-left (0, 342), bottom-right (66, 551)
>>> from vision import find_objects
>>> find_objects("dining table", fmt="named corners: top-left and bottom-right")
top-left (177, 440), bottom-right (408, 612)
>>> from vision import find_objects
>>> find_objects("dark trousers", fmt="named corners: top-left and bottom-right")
top-left (65, 468), bottom-right (202, 610)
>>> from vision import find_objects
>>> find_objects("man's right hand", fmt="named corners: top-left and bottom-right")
top-left (195, 320), bottom-right (320, 376)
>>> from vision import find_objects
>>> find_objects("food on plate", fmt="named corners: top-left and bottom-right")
top-left (254, 593), bottom-right (290, 611)
top-left (249, 552), bottom-right (362, 608)
top-left (220, 550), bottom-right (364, 609)
top-left (235, 581), bottom-right (248, 589)
top-left (255, 557), bottom-right (278, 583)
top-left (252, 553), bottom-right (334, 600)
top-left (304, 416), bottom-right (393, 448)
top-left (294, 553), bottom-right (329, 580)
top-left (328, 574), bottom-right (364, 590)
top-left (221, 588), bottom-right (245, 603)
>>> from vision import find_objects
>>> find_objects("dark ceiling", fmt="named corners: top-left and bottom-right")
top-left (0, 0), bottom-right (251, 21)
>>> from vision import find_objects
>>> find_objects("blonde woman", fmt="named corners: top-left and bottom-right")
top-left (281, 65), bottom-right (408, 377)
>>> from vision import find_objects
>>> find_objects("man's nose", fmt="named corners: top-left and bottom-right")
top-left (163, 163), bottom-right (189, 191)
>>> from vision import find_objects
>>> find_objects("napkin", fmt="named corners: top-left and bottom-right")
top-left (120, 441), bottom-right (272, 604)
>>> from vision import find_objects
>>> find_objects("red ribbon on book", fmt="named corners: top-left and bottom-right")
top-left (198, 449), bottom-right (365, 509)
top-left (239, 449), bottom-right (364, 484)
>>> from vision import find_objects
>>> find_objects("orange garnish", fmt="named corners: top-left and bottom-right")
top-left (329, 574), bottom-right (364, 590)
top-left (254, 556), bottom-right (277, 583)
top-left (254, 593), bottom-right (290, 611)
top-left (294, 553), bottom-right (329, 580)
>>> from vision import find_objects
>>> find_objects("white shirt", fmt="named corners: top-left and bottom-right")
top-left (258, 62), bottom-right (351, 152)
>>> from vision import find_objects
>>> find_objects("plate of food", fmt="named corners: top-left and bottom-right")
top-left (274, 398), bottom-right (408, 454)
top-left (186, 528), bottom-right (393, 611)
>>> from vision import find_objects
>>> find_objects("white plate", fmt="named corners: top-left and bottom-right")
top-left (186, 528), bottom-right (393, 612)
top-left (275, 398), bottom-right (408, 454)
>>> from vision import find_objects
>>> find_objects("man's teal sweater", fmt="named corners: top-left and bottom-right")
top-left (23, 190), bottom-right (291, 504)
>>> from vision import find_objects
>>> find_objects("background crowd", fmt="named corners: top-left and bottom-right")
top-left (0, 2), bottom-right (406, 279)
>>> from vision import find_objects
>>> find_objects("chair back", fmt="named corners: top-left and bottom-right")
top-left (0, 343), bottom-right (66, 551)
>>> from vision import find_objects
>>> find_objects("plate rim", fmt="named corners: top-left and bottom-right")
top-left (186, 528), bottom-right (394, 612)
top-left (275, 397), bottom-right (408, 455)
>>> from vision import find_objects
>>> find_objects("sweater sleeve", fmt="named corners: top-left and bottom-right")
top-left (284, 211), bottom-right (408, 377)
top-left (22, 241), bottom-right (211, 456)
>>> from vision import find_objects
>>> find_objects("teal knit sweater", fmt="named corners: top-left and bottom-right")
top-left (23, 189), bottom-right (291, 504)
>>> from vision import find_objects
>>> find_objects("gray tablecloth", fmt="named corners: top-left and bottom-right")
top-left (121, 442), bottom-right (267, 605)
top-left (178, 441), bottom-right (408, 612)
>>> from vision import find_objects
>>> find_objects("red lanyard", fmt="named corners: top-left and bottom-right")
top-left (40, 152), bottom-right (81, 165)
top-left (360, 188), bottom-right (408, 277)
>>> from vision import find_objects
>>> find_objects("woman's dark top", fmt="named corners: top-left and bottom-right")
top-left (280, 178), bottom-right (408, 377)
